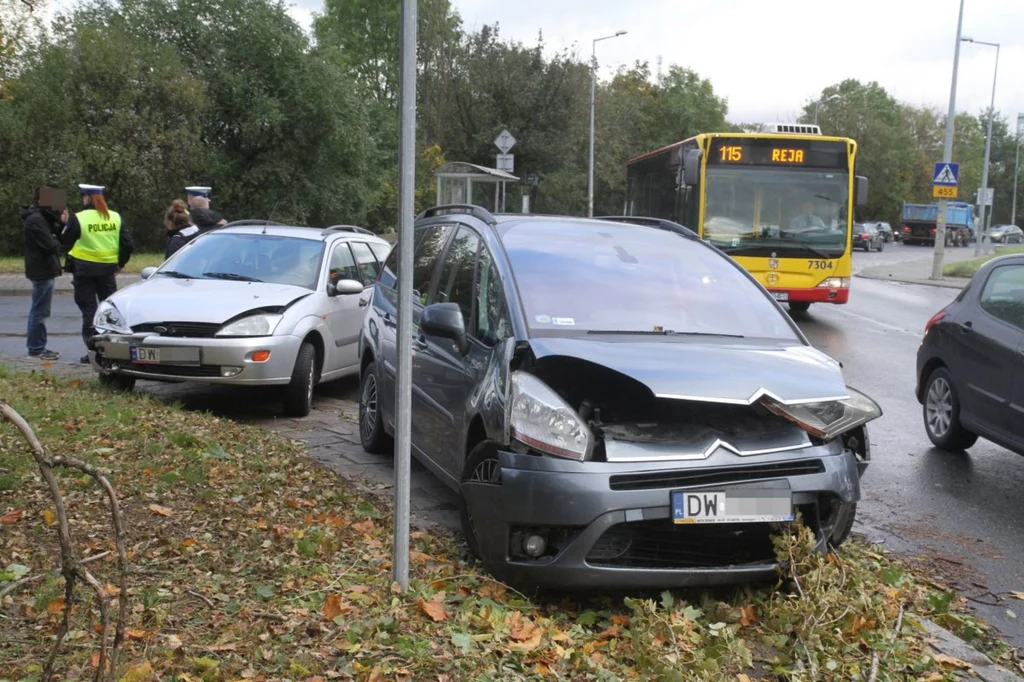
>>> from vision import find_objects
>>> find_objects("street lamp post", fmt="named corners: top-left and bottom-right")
top-left (931, 0), bottom-right (965, 279)
top-left (587, 30), bottom-right (627, 218)
top-left (813, 94), bottom-right (841, 126)
top-left (961, 37), bottom-right (999, 257)
top-left (1012, 113), bottom-right (1023, 227)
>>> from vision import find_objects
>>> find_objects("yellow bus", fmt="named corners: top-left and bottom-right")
top-left (625, 124), bottom-right (867, 311)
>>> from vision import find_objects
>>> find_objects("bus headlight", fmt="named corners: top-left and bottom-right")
top-left (817, 277), bottom-right (849, 289)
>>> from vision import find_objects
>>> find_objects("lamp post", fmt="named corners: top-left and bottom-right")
top-left (931, 0), bottom-right (965, 279)
top-left (961, 37), bottom-right (999, 256)
top-left (1012, 113), bottom-right (1023, 227)
top-left (813, 94), bottom-right (841, 126)
top-left (587, 30), bottom-right (627, 218)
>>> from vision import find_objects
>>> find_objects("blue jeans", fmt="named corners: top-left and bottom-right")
top-left (27, 278), bottom-right (55, 355)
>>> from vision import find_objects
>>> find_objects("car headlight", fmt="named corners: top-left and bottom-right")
top-left (93, 301), bottom-right (131, 334)
top-left (763, 387), bottom-right (882, 441)
top-left (216, 313), bottom-right (283, 337)
top-left (817, 277), bottom-right (850, 289)
top-left (509, 372), bottom-right (593, 461)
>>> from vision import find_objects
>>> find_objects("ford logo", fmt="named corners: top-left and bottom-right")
top-left (153, 325), bottom-right (169, 334)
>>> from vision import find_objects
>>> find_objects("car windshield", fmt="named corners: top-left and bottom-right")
top-left (502, 221), bottom-right (800, 340)
top-left (159, 233), bottom-right (325, 289)
top-left (703, 167), bottom-right (850, 259)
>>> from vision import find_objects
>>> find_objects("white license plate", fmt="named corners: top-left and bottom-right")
top-left (671, 490), bottom-right (793, 524)
top-left (130, 346), bottom-right (160, 364)
top-left (771, 292), bottom-right (789, 302)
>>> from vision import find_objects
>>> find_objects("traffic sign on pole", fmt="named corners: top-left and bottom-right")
top-left (932, 161), bottom-right (959, 198)
top-left (496, 154), bottom-right (514, 172)
top-left (494, 129), bottom-right (516, 154)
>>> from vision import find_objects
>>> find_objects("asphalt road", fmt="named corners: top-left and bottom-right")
top-left (1, 243), bottom-right (1022, 647)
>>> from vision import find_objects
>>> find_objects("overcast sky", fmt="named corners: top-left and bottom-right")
top-left (285, 0), bottom-right (1024, 129)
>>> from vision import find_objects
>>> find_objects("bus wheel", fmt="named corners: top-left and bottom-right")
top-left (788, 302), bottom-right (810, 313)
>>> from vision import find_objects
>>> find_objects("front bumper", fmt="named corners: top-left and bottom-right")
top-left (463, 443), bottom-right (864, 591)
top-left (91, 332), bottom-right (302, 385)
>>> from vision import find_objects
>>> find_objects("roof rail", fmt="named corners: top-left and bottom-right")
top-left (417, 204), bottom-right (497, 225)
top-left (321, 224), bottom-right (376, 236)
top-left (221, 219), bottom-right (286, 228)
top-left (595, 216), bottom-right (698, 239)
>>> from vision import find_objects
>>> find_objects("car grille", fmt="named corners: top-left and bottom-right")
top-left (586, 519), bottom-right (778, 568)
top-left (123, 363), bottom-right (222, 378)
top-left (131, 322), bottom-right (222, 338)
top-left (608, 460), bottom-right (825, 491)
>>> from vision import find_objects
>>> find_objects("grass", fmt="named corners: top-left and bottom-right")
top-left (0, 252), bottom-right (166, 275)
top-left (0, 369), bottom-right (1019, 681)
top-left (942, 245), bottom-right (1024, 278)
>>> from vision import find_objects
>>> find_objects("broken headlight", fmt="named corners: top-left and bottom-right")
top-left (762, 387), bottom-right (882, 441)
top-left (509, 371), bottom-right (594, 461)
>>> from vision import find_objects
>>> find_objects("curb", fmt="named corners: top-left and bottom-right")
top-left (919, 618), bottom-right (1023, 681)
top-left (855, 272), bottom-right (967, 290)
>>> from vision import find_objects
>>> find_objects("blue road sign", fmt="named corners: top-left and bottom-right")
top-left (933, 162), bottom-right (959, 187)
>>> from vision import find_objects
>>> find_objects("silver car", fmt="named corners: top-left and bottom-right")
top-left (90, 222), bottom-right (391, 416)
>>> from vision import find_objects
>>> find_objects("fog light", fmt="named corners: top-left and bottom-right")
top-left (522, 534), bottom-right (547, 558)
top-left (221, 366), bottom-right (242, 377)
top-left (250, 350), bottom-right (271, 363)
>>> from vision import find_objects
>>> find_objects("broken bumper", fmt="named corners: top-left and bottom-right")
top-left (462, 443), bottom-right (863, 591)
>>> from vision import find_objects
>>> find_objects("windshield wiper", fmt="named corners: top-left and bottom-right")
top-left (203, 272), bottom-right (263, 282)
top-left (157, 270), bottom-right (192, 279)
top-left (587, 330), bottom-right (745, 339)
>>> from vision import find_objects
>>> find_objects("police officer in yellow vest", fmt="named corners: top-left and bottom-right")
top-left (62, 184), bottom-right (134, 363)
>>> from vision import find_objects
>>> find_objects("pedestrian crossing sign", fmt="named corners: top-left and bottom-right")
top-left (933, 162), bottom-right (959, 187)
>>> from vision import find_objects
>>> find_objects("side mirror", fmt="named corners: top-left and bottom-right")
top-left (328, 278), bottom-right (364, 297)
top-left (141, 266), bottom-right (157, 280)
top-left (855, 176), bottom-right (869, 207)
top-left (683, 149), bottom-right (703, 186)
top-left (421, 302), bottom-right (468, 354)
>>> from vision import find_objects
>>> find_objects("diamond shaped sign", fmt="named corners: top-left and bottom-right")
top-left (494, 129), bottom-right (516, 154)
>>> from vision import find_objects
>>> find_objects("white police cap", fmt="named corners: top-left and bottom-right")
top-left (185, 186), bottom-right (212, 197)
top-left (78, 184), bottom-right (105, 195)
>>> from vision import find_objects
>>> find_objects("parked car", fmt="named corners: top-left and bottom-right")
top-left (917, 253), bottom-right (1024, 455)
top-left (358, 206), bottom-right (881, 590)
top-left (90, 221), bottom-right (392, 416)
top-left (988, 224), bottom-right (1023, 244)
top-left (853, 222), bottom-right (885, 252)
top-left (865, 221), bottom-right (895, 243)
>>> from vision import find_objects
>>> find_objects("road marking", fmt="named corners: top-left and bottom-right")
top-left (820, 305), bottom-right (922, 337)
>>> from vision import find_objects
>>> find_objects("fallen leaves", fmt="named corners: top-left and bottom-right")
top-left (507, 612), bottom-right (544, 652)
top-left (46, 597), bottom-right (65, 615)
top-left (1012, 591), bottom-right (1024, 601)
top-left (41, 508), bottom-right (55, 525)
top-left (323, 594), bottom-right (349, 621)
top-left (934, 653), bottom-right (973, 669)
top-left (148, 503), bottom-right (173, 517)
top-left (1, 508), bottom-right (24, 524)
top-left (418, 598), bottom-right (447, 623)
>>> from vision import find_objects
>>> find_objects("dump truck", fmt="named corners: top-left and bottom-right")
top-left (901, 201), bottom-right (974, 246)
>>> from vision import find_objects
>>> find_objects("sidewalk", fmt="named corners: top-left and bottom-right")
top-left (0, 272), bottom-right (142, 295)
top-left (857, 257), bottom-right (968, 289)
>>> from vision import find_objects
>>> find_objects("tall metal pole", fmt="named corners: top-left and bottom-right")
top-left (587, 31), bottom-right (626, 218)
top-left (393, 0), bottom-right (417, 592)
top-left (1012, 113), bottom-right (1023, 227)
top-left (931, 0), bottom-right (965, 279)
top-left (965, 39), bottom-right (999, 257)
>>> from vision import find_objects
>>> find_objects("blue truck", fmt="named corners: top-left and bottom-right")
top-left (901, 201), bottom-right (974, 247)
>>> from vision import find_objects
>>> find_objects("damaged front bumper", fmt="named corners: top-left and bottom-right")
top-left (462, 441), bottom-right (865, 591)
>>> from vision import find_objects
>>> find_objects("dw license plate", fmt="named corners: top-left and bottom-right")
top-left (671, 490), bottom-right (793, 524)
top-left (130, 346), bottom-right (160, 364)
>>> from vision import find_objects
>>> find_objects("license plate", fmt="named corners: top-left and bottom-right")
top-left (671, 490), bottom-right (793, 524)
top-left (771, 292), bottom-right (789, 302)
top-left (130, 346), bottom-right (160, 364)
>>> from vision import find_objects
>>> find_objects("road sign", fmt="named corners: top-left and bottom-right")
top-left (494, 129), bottom-right (516, 154)
top-left (496, 154), bottom-right (514, 172)
top-left (933, 186), bottom-right (957, 199)
top-left (933, 162), bottom-right (959, 186)
top-left (977, 187), bottom-right (993, 206)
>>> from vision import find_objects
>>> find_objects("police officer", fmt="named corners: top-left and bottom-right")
top-left (185, 186), bottom-right (227, 234)
top-left (62, 184), bottom-right (134, 363)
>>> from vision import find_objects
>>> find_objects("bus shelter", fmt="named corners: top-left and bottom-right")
top-left (433, 162), bottom-right (519, 212)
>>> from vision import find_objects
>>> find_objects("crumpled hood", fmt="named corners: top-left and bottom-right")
top-left (527, 337), bottom-right (847, 405)
top-left (108, 277), bottom-right (312, 325)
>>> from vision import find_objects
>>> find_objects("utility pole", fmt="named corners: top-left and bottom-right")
top-left (962, 38), bottom-right (999, 257)
top-left (587, 30), bottom-right (626, 218)
top-left (931, 0), bottom-right (965, 279)
top-left (1012, 113), bottom-right (1023, 227)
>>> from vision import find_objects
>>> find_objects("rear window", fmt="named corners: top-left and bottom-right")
top-left (501, 221), bottom-right (799, 341)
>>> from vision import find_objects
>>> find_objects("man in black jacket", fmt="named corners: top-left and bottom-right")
top-left (186, 186), bottom-right (227, 234)
top-left (22, 186), bottom-right (66, 360)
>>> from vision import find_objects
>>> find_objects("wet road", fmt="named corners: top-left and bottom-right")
top-left (1, 243), bottom-right (1022, 647)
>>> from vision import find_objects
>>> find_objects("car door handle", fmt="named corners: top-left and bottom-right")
top-left (957, 321), bottom-right (973, 333)
top-left (358, 298), bottom-right (369, 308)
top-left (382, 312), bottom-right (396, 328)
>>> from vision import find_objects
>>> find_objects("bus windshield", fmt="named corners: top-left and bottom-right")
top-left (703, 167), bottom-right (849, 259)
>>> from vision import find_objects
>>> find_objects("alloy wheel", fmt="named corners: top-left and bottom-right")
top-left (925, 376), bottom-right (953, 438)
top-left (360, 373), bottom-right (378, 442)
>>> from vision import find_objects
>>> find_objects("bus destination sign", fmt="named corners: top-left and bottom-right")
top-left (708, 138), bottom-right (847, 169)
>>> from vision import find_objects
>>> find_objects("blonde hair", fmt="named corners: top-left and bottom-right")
top-left (165, 199), bottom-right (191, 229)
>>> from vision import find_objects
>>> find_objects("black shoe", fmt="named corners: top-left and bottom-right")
top-left (38, 349), bottom-right (60, 361)
top-left (80, 355), bottom-right (90, 364)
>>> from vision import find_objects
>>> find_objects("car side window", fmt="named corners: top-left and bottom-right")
top-left (980, 264), bottom-right (1024, 330)
top-left (328, 242), bottom-right (358, 284)
top-left (431, 227), bottom-right (480, 323)
top-left (349, 241), bottom-right (380, 286)
top-left (475, 246), bottom-right (512, 346)
top-left (368, 241), bottom-right (392, 266)
top-left (379, 226), bottom-right (452, 294)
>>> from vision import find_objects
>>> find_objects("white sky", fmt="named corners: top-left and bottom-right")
top-left (284, 0), bottom-right (1024, 128)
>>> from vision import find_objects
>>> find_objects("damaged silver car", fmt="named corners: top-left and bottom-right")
top-left (358, 206), bottom-right (881, 590)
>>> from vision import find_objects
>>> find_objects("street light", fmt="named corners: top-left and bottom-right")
top-left (813, 94), bottom-right (841, 126)
top-left (1012, 113), bottom-right (1023, 227)
top-left (587, 29), bottom-right (627, 218)
top-left (961, 37), bottom-right (1000, 256)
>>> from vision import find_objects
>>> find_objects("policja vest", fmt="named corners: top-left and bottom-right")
top-left (69, 209), bottom-right (122, 263)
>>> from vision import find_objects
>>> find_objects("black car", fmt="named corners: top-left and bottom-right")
top-left (852, 223), bottom-right (885, 252)
top-left (358, 206), bottom-right (881, 591)
top-left (917, 254), bottom-right (1024, 454)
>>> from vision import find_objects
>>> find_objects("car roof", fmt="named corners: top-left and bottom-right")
top-left (206, 223), bottom-right (388, 243)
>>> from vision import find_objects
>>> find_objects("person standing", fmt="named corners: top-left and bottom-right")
top-left (185, 186), bottom-right (227, 234)
top-left (164, 199), bottom-right (199, 258)
top-left (62, 184), bottom-right (134, 363)
top-left (22, 186), bottom-right (66, 361)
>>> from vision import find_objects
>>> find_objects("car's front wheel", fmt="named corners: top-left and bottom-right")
top-left (98, 372), bottom-right (135, 393)
top-left (282, 341), bottom-right (316, 417)
top-left (923, 367), bottom-right (978, 451)
top-left (460, 441), bottom-right (501, 560)
top-left (829, 501), bottom-right (857, 548)
top-left (359, 360), bottom-right (393, 454)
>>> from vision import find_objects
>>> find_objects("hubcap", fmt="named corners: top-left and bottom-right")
top-left (360, 374), bottom-right (378, 442)
top-left (306, 361), bottom-right (315, 405)
top-left (470, 458), bottom-right (501, 484)
top-left (926, 377), bottom-right (953, 438)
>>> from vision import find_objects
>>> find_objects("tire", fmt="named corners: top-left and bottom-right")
top-left (282, 342), bottom-right (316, 417)
top-left (98, 372), bottom-right (135, 393)
top-left (788, 301), bottom-right (810, 313)
top-left (922, 367), bottom-right (978, 451)
top-left (878, 240), bottom-right (884, 252)
top-left (459, 441), bottom-right (501, 560)
top-left (358, 360), bottom-right (393, 454)
top-left (829, 502), bottom-right (857, 548)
